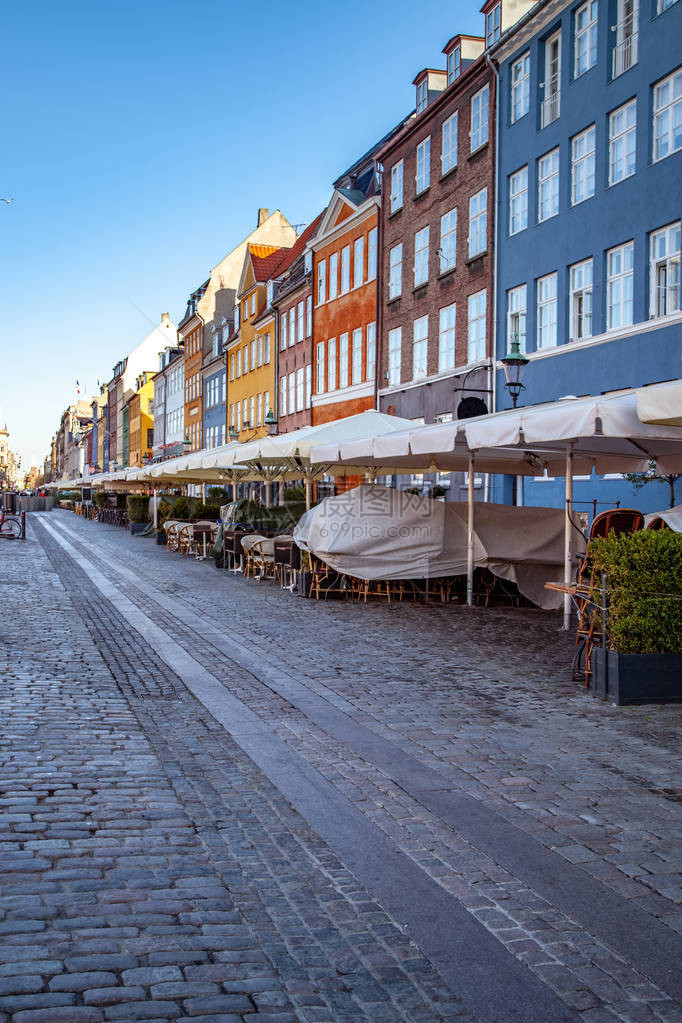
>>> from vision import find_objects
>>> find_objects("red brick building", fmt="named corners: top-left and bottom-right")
top-left (377, 32), bottom-right (495, 441)
top-left (272, 213), bottom-right (325, 434)
top-left (180, 281), bottom-right (208, 453)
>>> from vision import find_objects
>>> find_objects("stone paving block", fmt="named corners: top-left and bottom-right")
top-left (12, 1009), bottom-right (104, 1023)
top-left (49, 971), bottom-right (118, 992)
top-left (103, 1001), bottom-right (182, 1019)
top-left (82, 986), bottom-right (146, 1006)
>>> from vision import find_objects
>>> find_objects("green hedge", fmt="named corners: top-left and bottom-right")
top-left (93, 490), bottom-right (109, 508)
top-left (126, 495), bottom-right (151, 524)
top-left (590, 530), bottom-right (682, 655)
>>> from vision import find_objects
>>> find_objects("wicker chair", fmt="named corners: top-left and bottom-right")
top-left (250, 538), bottom-right (276, 581)
top-left (241, 535), bottom-right (267, 579)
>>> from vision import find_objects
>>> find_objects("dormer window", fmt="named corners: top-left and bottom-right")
top-left (304, 250), bottom-right (313, 274)
top-left (416, 79), bottom-right (428, 113)
top-left (447, 46), bottom-right (461, 84)
top-left (266, 280), bottom-right (274, 307)
top-left (485, 2), bottom-right (501, 46)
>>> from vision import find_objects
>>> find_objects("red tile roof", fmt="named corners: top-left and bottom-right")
top-left (249, 244), bottom-right (290, 282)
top-left (274, 211), bottom-right (326, 277)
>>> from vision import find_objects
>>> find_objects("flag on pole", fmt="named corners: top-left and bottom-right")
top-left (76, 379), bottom-right (81, 395)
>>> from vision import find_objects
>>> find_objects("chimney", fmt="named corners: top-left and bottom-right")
top-left (161, 312), bottom-right (170, 327)
top-left (257, 208), bottom-right (269, 226)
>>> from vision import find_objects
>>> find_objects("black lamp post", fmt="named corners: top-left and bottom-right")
top-left (501, 336), bottom-right (530, 409)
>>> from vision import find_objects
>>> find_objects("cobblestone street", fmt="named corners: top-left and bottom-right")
top-left (1, 511), bottom-right (680, 1023)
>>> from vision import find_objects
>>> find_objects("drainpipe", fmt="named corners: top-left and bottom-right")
top-left (485, 50), bottom-right (500, 505)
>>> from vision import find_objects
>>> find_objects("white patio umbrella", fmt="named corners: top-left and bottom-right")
top-left (636, 378), bottom-right (682, 428)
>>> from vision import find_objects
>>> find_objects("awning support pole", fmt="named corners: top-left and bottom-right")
top-left (153, 490), bottom-right (158, 530)
top-left (563, 444), bottom-right (574, 631)
top-left (467, 453), bottom-right (475, 607)
top-left (305, 479), bottom-right (312, 511)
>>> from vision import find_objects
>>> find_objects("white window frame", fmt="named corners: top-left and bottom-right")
top-left (387, 328), bottom-right (402, 386)
top-left (609, 99), bottom-right (637, 185)
top-left (339, 332), bottom-right (349, 389)
top-left (650, 222), bottom-right (681, 317)
top-left (327, 337), bottom-right (337, 391)
top-left (569, 259), bottom-right (593, 340)
top-left (390, 160), bottom-right (404, 213)
top-left (366, 322), bottom-right (376, 382)
top-left (468, 188), bottom-right (487, 258)
top-left (316, 341), bottom-right (325, 393)
top-left (296, 368), bottom-right (304, 412)
top-left (653, 69), bottom-right (682, 163)
top-left (305, 365), bottom-right (312, 408)
top-left (511, 52), bottom-right (530, 123)
top-left (288, 373), bottom-right (295, 418)
top-left (441, 112), bottom-right (458, 175)
top-left (571, 124), bottom-right (596, 205)
top-left (447, 45), bottom-right (461, 85)
top-left (416, 137), bottom-right (431, 194)
top-left (507, 285), bottom-right (527, 352)
top-left (297, 301), bottom-right (304, 342)
top-left (438, 303), bottom-right (456, 372)
top-left (538, 148), bottom-right (560, 222)
top-left (329, 252), bottom-right (339, 300)
top-left (470, 86), bottom-right (489, 151)
top-left (306, 295), bottom-right (312, 336)
top-left (317, 259), bottom-right (326, 304)
top-left (412, 315), bottom-right (428, 380)
top-left (280, 374), bottom-right (287, 417)
top-left (416, 79), bottom-right (428, 114)
top-left (289, 307), bottom-right (296, 348)
top-left (414, 227), bottom-right (430, 287)
top-left (509, 166), bottom-right (528, 235)
top-left (367, 227), bottom-right (377, 281)
top-left (341, 246), bottom-right (350, 294)
top-left (607, 241), bottom-right (634, 329)
top-left (439, 209), bottom-right (457, 273)
top-left (389, 243), bottom-right (403, 300)
top-left (485, 2), bottom-right (501, 46)
top-left (537, 272), bottom-right (558, 349)
top-left (352, 328), bottom-right (363, 385)
top-left (354, 237), bottom-right (364, 288)
top-left (574, 0), bottom-right (598, 78)
top-left (467, 290), bottom-right (486, 363)
top-left (542, 31), bottom-right (561, 127)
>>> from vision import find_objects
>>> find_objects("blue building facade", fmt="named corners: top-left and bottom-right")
top-left (492, 0), bottom-right (681, 514)
top-left (203, 366), bottom-right (226, 450)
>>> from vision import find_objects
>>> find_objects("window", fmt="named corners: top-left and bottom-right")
top-left (470, 86), bottom-right (489, 150)
top-left (467, 290), bottom-right (486, 362)
top-left (236, 349), bottom-right (242, 377)
top-left (571, 125), bottom-right (595, 205)
top-left (468, 189), bottom-right (487, 258)
top-left (329, 252), bottom-right (339, 300)
top-left (250, 339), bottom-right (256, 370)
top-left (352, 328), bottom-right (363, 384)
top-left (542, 31), bottom-right (561, 127)
top-left (486, 2), bottom-right (501, 45)
top-left (264, 334), bottom-right (271, 364)
top-left (441, 112), bottom-right (458, 174)
top-left (414, 227), bottom-right (430, 286)
top-left (234, 306), bottom-right (239, 331)
top-left (447, 45), bottom-right (461, 85)
top-left (509, 167), bottom-right (528, 235)
top-left (257, 335), bottom-right (263, 367)
top-left (538, 149), bottom-right (560, 222)
top-left (650, 222), bottom-right (681, 316)
top-left (288, 307), bottom-right (295, 347)
top-left (570, 259), bottom-right (593, 340)
top-left (305, 366), bottom-right (312, 408)
top-left (575, 0), bottom-right (598, 77)
top-left (317, 259), bottom-right (326, 303)
top-left (266, 280), bottom-right (274, 308)
top-left (387, 241), bottom-right (404, 301)
top-left (230, 354), bottom-right (235, 380)
top-left (416, 78), bottom-right (428, 114)
top-left (339, 332), bottom-right (349, 389)
top-left (511, 52), bottom-right (530, 123)
top-left (354, 237), bottom-right (364, 288)
top-left (439, 209), bottom-right (457, 273)
top-left (653, 69), bottom-right (682, 162)
top-left (413, 316), bottom-right (429, 379)
top-left (367, 227), bottom-right (377, 280)
top-left (250, 293), bottom-right (256, 315)
top-left (537, 273), bottom-right (558, 348)
top-left (416, 137), bottom-right (431, 193)
top-left (507, 285), bottom-right (527, 352)
top-left (390, 160), bottom-right (404, 213)
top-left (296, 368), bottom-right (304, 412)
top-left (607, 242), bottom-right (634, 328)
top-left (257, 392), bottom-right (262, 428)
top-left (288, 373), bottom-right (295, 418)
top-left (328, 338), bottom-right (337, 391)
top-left (316, 342), bottom-right (325, 393)
top-left (243, 300), bottom-right (248, 320)
top-left (613, 0), bottom-right (638, 77)
top-left (438, 304), bottom-right (456, 372)
top-left (249, 395), bottom-right (255, 428)
top-left (341, 246), bottom-right (350, 293)
top-left (306, 295), bottom-right (312, 336)
top-left (609, 100), bottom-right (637, 184)
top-left (387, 328), bottom-right (402, 385)
top-left (366, 322), bottom-right (376, 381)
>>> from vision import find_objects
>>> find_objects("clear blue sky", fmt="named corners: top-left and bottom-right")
top-left (1, 0), bottom-right (481, 472)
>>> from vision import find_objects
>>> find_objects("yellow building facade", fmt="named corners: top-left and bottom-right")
top-left (227, 244), bottom-right (289, 440)
top-left (128, 372), bottom-right (155, 466)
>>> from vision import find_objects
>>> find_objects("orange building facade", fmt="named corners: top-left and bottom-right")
top-left (310, 176), bottom-right (379, 426)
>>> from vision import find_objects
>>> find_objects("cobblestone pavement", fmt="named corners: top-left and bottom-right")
top-left (1, 511), bottom-right (680, 1023)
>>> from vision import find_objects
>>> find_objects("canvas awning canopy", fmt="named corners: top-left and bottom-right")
top-left (636, 379), bottom-right (682, 428)
top-left (644, 504), bottom-right (682, 531)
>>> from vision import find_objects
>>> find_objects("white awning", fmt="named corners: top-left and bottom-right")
top-left (636, 379), bottom-right (682, 428)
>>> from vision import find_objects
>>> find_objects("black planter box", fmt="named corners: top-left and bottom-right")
top-left (156, 531), bottom-right (167, 546)
top-left (129, 522), bottom-right (148, 535)
top-left (592, 649), bottom-right (682, 705)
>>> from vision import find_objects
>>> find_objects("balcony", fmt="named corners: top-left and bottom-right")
top-left (540, 80), bottom-right (560, 128)
top-left (612, 29), bottom-right (638, 77)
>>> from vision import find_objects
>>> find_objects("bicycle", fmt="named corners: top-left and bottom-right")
top-left (0, 508), bottom-right (22, 539)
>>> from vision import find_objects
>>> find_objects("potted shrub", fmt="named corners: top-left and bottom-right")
top-left (126, 494), bottom-right (151, 535)
top-left (590, 530), bottom-right (682, 705)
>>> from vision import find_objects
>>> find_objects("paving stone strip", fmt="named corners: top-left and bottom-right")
top-left (36, 513), bottom-right (682, 1022)
top-left (1, 525), bottom-right (473, 1022)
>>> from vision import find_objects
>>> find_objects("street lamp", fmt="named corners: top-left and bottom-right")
top-left (264, 409), bottom-right (278, 436)
top-left (228, 425), bottom-right (238, 442)
top-left (501, 336), bottom-right (530, 409)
